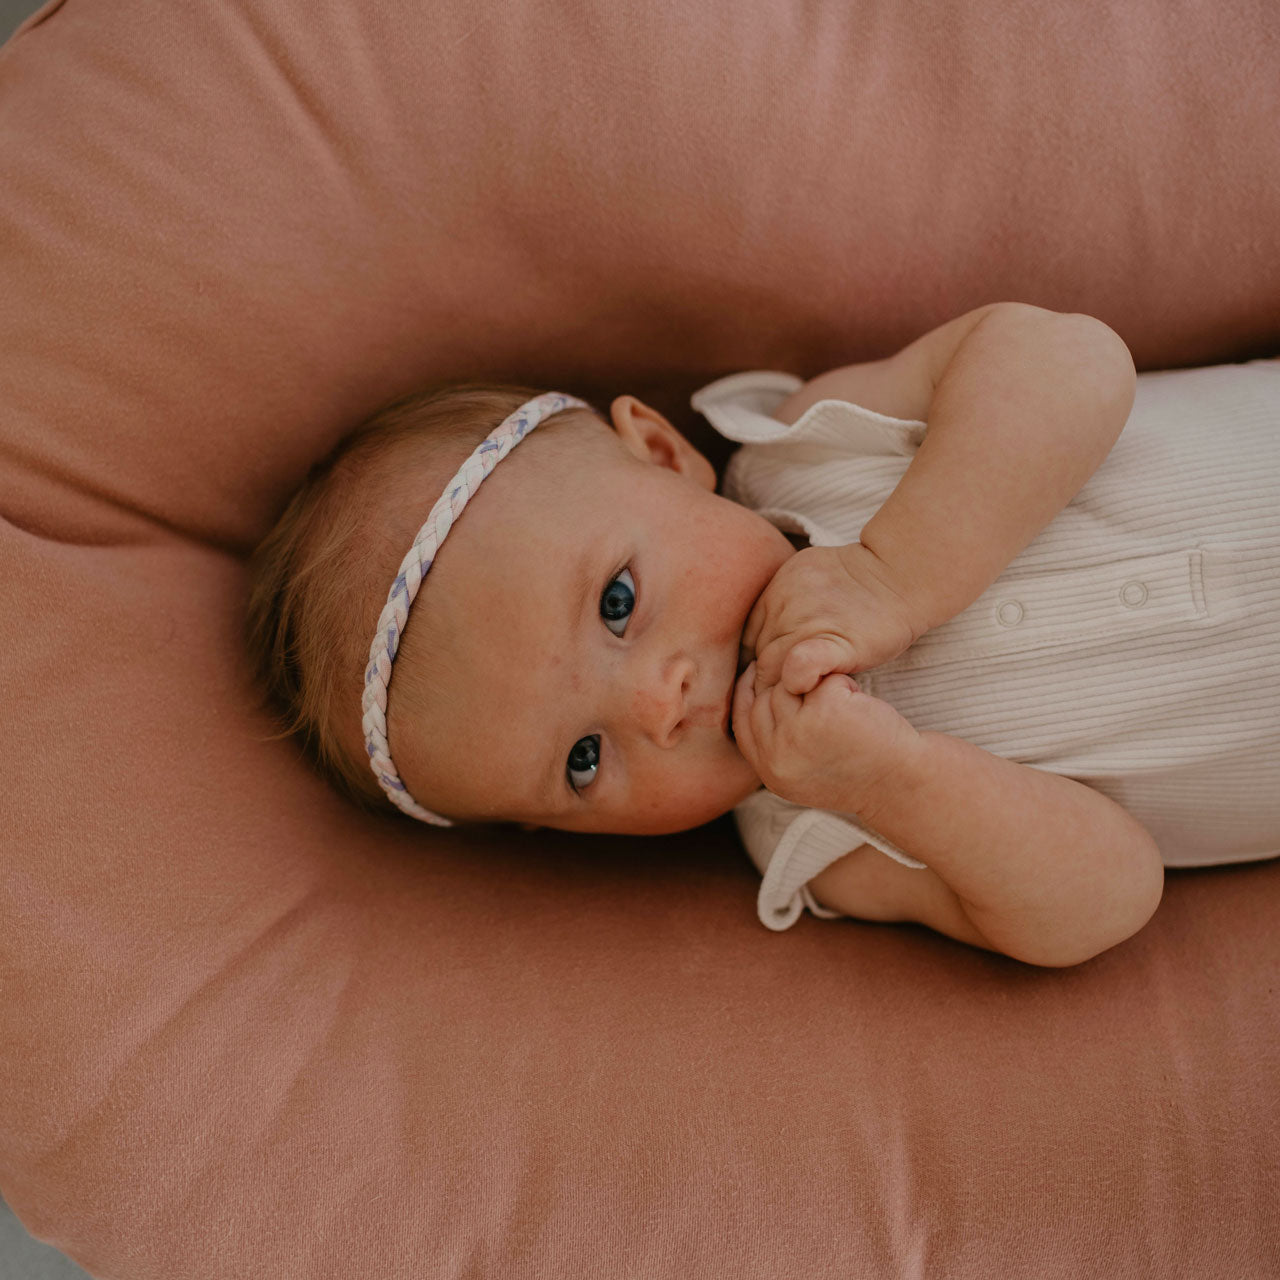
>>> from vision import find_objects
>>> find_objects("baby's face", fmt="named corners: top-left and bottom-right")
top-left (391, 397), bottom-right (795, 834)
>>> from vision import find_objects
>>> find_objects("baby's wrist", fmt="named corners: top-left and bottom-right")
top-left (836, 541), bottom-right (933, 642)
top-left (828, 699), bottom-right (930, 824)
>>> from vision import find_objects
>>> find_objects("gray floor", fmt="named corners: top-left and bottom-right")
top-left (1, 0), bottom-right (44, 44)
top-left (0, 1198), bottom-right (89, 1280)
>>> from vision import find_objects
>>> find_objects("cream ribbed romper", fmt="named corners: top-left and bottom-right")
top-left (690, 359), bottom-right (1280, 932)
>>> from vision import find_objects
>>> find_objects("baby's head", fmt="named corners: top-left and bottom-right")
top-left (246, 382), bottom-right (794, 835)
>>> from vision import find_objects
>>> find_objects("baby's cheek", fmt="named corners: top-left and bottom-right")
top-left (634, 748), bottom-right (752, 832)
top-left (699, 503), bottom-right (791, 633)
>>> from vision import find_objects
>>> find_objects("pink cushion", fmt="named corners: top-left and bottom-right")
top-left (2, 0), bottom-right (1278, 1274)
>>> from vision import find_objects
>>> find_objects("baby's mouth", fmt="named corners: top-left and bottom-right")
top-left (727, 657), bottom-right (751, 743)
top-left (719, 664), bottom-right (737, 743)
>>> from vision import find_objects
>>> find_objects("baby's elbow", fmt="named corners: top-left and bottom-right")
top-left (1012, 844), bottom-right (1165, 969)
top-left (1061, 311), bottom-right (1138, 424)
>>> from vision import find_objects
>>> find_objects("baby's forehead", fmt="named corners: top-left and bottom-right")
top-left (470, 417), bottom-right (631, 519)
top-left (379, 411), bottom-right (623, 612)
top-left (409, 408), bottom-right (613, 497)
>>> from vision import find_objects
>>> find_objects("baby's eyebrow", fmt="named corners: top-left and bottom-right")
top-left (568, 542), bottom-right (597, 634)
top-left (533, 728), bottom-right (568, 818)
top-left (530, 544), bottom-right (597, 818)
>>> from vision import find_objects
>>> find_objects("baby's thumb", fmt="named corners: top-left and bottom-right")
top-left (781, 635), bottom-right (853, 696)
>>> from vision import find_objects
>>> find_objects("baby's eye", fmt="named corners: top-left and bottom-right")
top-left (567, 734), bottom-right (600, 791)
top-left (600, 567), bottom-right (636, 636)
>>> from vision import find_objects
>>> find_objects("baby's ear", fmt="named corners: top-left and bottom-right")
top-left (609, 395), bottom-right (717, 492)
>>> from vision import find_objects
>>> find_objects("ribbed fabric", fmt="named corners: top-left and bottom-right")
top-left (691, 360), bottom-right (1280, 931)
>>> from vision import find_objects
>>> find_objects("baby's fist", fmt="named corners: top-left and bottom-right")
top-left (731, 661), bottom-right (923, 818)
top-left (744, 543), bottom-right (922, 697)
top-left (777, 635), bottom-right (857, 697)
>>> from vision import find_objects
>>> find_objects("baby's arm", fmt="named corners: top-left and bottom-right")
top-left (773, 301), bottom-right (1137, 635)
top-left (739, 304), bottom-right (1154, 963)
top-left (733, 670), bottom-right (1164, 967)
top-left (809, 728), bottom-right (1165, 966)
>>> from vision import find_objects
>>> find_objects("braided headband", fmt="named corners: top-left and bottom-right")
top-left (361, 391), bottom-right (592, 824)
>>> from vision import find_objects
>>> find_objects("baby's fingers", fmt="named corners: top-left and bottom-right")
top-left (733, 662), bottom-right (801, 763)
top-left (752, 633), bottom-right (794, 694)
top-left (780, 634), bottom-right (854, 696)
top-left (740, 590), bottom-right (774, 675)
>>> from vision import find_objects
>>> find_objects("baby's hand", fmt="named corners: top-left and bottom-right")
top-left (742, 543), bottom-right (923, 696)
top-left (732, 660), bottom-right (923, 818)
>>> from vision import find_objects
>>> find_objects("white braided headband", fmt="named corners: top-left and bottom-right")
top-left (361, 391), bottom-right (592, 824)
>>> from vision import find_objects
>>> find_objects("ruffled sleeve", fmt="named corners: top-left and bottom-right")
top-left (690, 368), bottom-right (927, 452)
top-left (733, 789), bottom-right (927, 932)
top-left (690, 370), bottom-right (805, 442)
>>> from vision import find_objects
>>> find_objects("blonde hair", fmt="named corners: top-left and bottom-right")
top-left (245, 381), bottom-right (598, 814)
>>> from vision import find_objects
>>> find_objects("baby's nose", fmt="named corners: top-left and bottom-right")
top-left (631, 655), bottom-right (694, 747)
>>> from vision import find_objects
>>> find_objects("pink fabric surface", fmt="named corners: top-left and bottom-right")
top-left (1, 0), bottom-right (1278, 1276)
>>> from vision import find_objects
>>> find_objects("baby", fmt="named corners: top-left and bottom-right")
top-left (246, 302), bottom-right (1280, 967)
